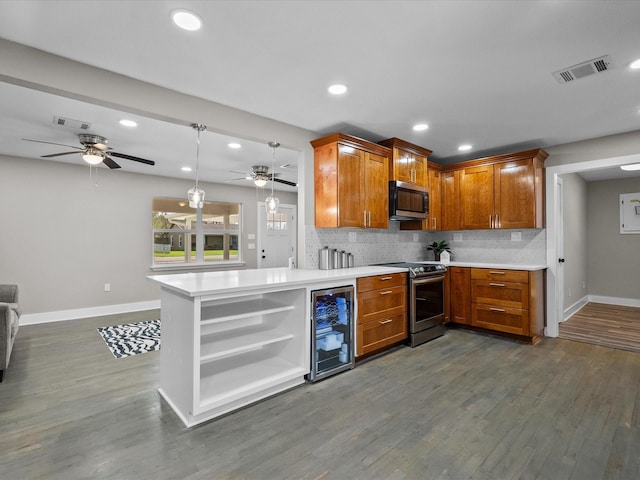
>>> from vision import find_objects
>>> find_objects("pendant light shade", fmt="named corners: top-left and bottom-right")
top-left (188, 123), bottom-right (207, 208)
top-left (265, 141), bottom-right (280, 214)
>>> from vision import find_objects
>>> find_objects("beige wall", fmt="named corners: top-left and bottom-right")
top-left (545, 129), bottom-right (640, 167)
top-left (586, 177), bottom-right (640, 299)
top-left (561, 173), bottom-right (588, 308)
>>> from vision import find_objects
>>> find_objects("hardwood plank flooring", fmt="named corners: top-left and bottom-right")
top-left (559, 302), bottom-right (640, 353)
top-left (2, 311), bottom-right (640, 479)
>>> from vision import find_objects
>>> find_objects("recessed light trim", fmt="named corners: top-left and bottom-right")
top-left (620, 163), bottom-right (640, 171)
top-left (119, 119), bottom-right (137, 127)
top-left (629, 58), bottom-right (640, 69)
top-left (228, 142), bottom-right (241, 149)
top-left (412, 123), bottom-right (429, 132)
top-left (171, 9), bottom-right (202, 31)
top-left (181, 166), bottom-right (193, 172)
top-left (328, 84), bottom-right (347, 95)
top-left (458, 144), bottom-right (472, 151)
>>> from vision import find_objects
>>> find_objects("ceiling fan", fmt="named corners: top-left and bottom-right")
top-left (22, 134), bottom-right (155, 169)
top-left (228, 165), bottom-right (297, 187)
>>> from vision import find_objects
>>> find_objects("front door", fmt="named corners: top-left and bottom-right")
top-left (258, 203), bottom-right (296, 268)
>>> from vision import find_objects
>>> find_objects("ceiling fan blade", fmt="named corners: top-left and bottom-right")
top-left (224, 177), bottom-right (251, 182)
top-left (109, 151), bottom-right (155, 166)
top-left (22, 138), bottom-right (82, 150)
top-left (273, 178), bottom-right (298, 187)
top-left (102, 156), bottom-right (121, 169)
top-left (41, 151), bottom-right (81, 158)
top-left (229, 169), bottom-right (252, 175)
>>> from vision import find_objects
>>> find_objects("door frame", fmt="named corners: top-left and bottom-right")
top-left (256, 202), bottom-right (297, 269)
top-left (544, 152), bottom-right (640, 337)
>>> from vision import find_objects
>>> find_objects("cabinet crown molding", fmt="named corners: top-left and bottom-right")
top-left (311, 132), bottom-right (391, 157)
top-left (378, 137), bottom-right (432, 157)
top-left (441, 148), bottom-right (548, 172)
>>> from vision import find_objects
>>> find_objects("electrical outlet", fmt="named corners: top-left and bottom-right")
top-left (511, 231), bottom-right (522, 241)
top-left (104, 283), bottom-right (111, 292)
top-left (568, 287), bottom-right (572, 297)
top-left (453, 233), bottom-right (462, 242)
top-left (413, 233), bottom-right (419, 242)
top-left (349, 232), bottom-right (357, 243)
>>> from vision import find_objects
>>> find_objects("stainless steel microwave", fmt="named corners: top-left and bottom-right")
top-left (389, 181), bottom-right (429, 221)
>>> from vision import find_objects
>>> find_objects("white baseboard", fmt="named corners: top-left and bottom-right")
top-left (21, 300), bottom-right (161, 325)
top-left (588, 295), bottom-right (640, 308)
top-left (563, 296), bottom-right (589, 321)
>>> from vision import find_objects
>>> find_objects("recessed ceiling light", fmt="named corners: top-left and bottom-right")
top-left (412, 123), bottom-right (429, 132)
top-left (620, 163), bottom-right (640, 171)
top-left (458, 144), bottom-right (472, 151)
top-left (629, 58), bottom-right (640, 69)
top-left (171, 9), bottom-right (202, 31)
top-left (181, 166), bottom-right (193, 172)
top-left (228, 142), bottom-right (241, 149)
top-left (119, 119), bottom-right (137, 127)
top-left (328, 84), bottom-right (348, 95)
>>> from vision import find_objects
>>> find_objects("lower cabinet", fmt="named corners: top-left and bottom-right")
top-left (356, 273), bottom-right (407, 356)
top-left (449, 267), bottom-right (545, 343)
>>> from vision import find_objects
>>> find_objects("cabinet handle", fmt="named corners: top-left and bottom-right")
top-left (489, 271), bottom-right (505, 275)
top-left (490, 307), bottom-right (506, 312)
top-left (495, 213), bottom-right (499, 228)
top-left (379, 276), bottom-right (394, 281)
top-left (363, 210), bottom-right (367, 227)
top-left (379, 290), bottom-right (393, 295)
top-left (432, 217), bottom-right (437, 229)
top-left (489, 283), bottom-right (505, 287)
top-left (379, 319), bottom-right (393, 325)
top-left (489, 215), bottom-right (493, 228)
top-left (368, 211), bottom-right (371, 227)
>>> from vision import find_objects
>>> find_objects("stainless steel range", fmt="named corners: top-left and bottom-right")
top-left (374, 262), bottom-right (447, 347)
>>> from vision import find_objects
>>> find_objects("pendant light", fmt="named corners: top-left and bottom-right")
top-left (187, 123), bottom-right (206, 208)
top-left (265, 141), bottom-right (280, 214)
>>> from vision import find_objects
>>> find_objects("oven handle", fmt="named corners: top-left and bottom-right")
top-left (411, 274), bottom-right (446, 285)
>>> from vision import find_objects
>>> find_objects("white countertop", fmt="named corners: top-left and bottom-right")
top-left (419, 261), bottom-right (547, 271)
top-left (148, 266), bottom-right (407, 297)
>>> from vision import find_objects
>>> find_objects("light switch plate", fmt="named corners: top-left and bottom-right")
top-left (248, 233), bottom-right (256, 240)
top-left (248, 243), bottom-right (255, 249)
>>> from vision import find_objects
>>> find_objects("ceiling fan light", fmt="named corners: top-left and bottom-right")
top-left (254, 178), bottom-right (268, 187)
top-left (188, 186), bottom-right (205, 208)
top-left (82, 152), bottom-right (103, 165)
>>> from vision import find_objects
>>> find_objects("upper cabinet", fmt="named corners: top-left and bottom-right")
top-left (427, 163), bottom-right (442, 231)
top-left (312, 133), bottom-right (390, 229)
top-left (378, 137), bottom-right (431, 188)
top-left (441, 169), bottom-right (461, 231)
top-left (447, 148), bottom-right (548, 230)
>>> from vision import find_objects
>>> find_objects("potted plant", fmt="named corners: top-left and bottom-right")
top-left (427, 240), bottom-right (451, 261)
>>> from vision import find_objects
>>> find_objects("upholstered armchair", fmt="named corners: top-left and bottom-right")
top-left (0, 284), bottom-right (20, 382)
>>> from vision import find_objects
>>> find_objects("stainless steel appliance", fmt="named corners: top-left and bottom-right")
top-left (309, 285), bottom-right (355, 381)
top-left (388, 181), bottom-right (429, 221)
top-left (374, 262), bottom-right (447, 347)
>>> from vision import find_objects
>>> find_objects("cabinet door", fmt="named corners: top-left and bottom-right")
top-left (428, 168), bottom-right (441, 230)
top-left (460, 165), bottom-right (494, 230)
top-left (364, 151), bottom-right (389, 229)
top-left (337, 146), bottom-right (365, 228)
top-left (393, 148), bottom-right (413, 183)
top-left (494, 159), bottom-right (537, 229)
top-left (441, 170), bottom-right (460, 231)
top-left (413, 154), bottom-right (428, 187)
top-left (449, 267), bottom-right (471, 325)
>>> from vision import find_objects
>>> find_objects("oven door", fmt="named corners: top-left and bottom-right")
top-left (410, 274), bottom-right (445, 334)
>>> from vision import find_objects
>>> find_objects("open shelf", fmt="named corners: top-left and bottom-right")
top-left (198, 350), bottom-right (306, 410)
top-left (201, 297), bottom-right (294, 325)
top-left (200, 325), bottom-right (294, 363)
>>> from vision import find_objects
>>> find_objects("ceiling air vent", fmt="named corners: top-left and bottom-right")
top-left (53, 116), bottom-right (91, 130)
top-left (553, 55), bottom-right (612, 84)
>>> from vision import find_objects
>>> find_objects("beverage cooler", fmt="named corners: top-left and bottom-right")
top-left (308, 285), bottom-right (354, 382)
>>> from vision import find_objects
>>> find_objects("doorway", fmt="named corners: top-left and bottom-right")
top-left (257, 203), bottom-right (297, 268)
top-left (545, 153), bottom-right (640, 337)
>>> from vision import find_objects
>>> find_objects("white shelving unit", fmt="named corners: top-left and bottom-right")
top-left (156, 285), bottom-right (308, 427)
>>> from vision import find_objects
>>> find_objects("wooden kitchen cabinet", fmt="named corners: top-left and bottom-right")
top-left (378, 137), bottom-right (431, 187)
top-left (312, 133), bottom-right (390, 229)
top-left (455, 149), bottom-right (548, 230)
top-left (441, 169), bottom-right (461, 231)
top-left (448, 266), bottom-right (471, 325)
top-left (470, 268), bottom-right (545, 343)
top-left (427, 164), bottom-right (442, 231)
top-left (356, 272), bottom-right (407, 356)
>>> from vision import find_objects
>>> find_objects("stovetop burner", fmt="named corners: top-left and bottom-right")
top-left (373, 262), bottom-right (446, 278)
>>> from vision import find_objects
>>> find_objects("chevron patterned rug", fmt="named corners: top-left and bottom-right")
top-left (97, 319), bottom-right (161, 358)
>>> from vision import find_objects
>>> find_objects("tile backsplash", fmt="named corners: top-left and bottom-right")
top-left (305, 225), bottom-right (546, 268)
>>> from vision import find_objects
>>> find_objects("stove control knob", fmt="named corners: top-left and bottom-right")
top-left (417, 267), bottom-right (424, 273)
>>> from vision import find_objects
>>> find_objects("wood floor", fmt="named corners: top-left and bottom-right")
top-left (559, 303), bottom-right (640, 353)
top-left (2, 311), bottom-right (640, 479)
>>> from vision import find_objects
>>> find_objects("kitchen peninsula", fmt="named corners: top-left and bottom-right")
top-left (147, 266), bottom-right (405, 427)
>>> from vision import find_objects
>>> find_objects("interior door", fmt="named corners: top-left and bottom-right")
top-left (258, 203), bottom-right (297, 268)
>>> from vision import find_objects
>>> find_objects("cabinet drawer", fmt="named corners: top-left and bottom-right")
top-left (356, 312), bottom-right (407, 356)
top-left (472, 304), bottom-right (529, 336)
top-left (357, 273), bottom-right (406, 292)
top-left (357, 286), bottom-right (407, 323)
top-left (471, 280), bottom-right (529, 309)
top-left (471, 268), bottom-right (528, 283)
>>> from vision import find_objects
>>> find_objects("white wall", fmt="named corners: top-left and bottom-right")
top-left (561, 173), bottom-right (588, 310)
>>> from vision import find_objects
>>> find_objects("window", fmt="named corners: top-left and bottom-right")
top-left (152, 197), bottom-right (242, 267)
top-left (267, 211), bottom-right (288, 230)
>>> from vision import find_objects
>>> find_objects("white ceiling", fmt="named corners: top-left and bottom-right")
top-left (1, 0), bottom-right (640, 184)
